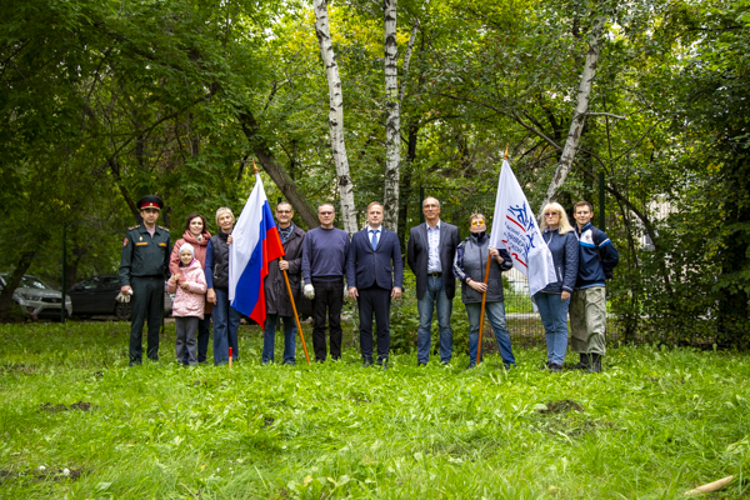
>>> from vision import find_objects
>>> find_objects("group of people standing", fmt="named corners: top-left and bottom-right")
top-left (119, 195), bottom-right (617, 372)
top-left (118, 196), bottom-right (242, 367)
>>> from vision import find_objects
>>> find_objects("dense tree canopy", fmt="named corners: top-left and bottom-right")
top-left (1, 0), bottom-right (748, 347)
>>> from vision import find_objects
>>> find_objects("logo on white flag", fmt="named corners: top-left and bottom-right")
top-left (503, 203), bottom-right (540, 267)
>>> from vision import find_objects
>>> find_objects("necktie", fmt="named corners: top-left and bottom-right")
top-left (371, 230), bottom-right (379, 250)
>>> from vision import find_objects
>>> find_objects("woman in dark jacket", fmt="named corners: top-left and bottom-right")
top-left (453, 214), bottom-right (515, 369)
top-left (205, 207), bottom-right (240, 366)
top-left (535, 202), bottom-right (579, 372)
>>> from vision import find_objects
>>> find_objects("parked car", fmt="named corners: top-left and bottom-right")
top-left (0, 273), bottom-right (73, 320)
top-left (67, 274), bottom-right (172, 320)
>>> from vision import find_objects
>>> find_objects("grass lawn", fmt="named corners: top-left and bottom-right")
top-left (0, 321), bottom-right (748, 499)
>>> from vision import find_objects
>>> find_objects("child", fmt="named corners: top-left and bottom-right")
top-left (168, 243), bottom-right (207, 366)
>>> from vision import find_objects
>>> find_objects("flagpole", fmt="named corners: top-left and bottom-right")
top-left (281, 260), bottom-right (311, 365)
top-left (477, 145), bottom-right (508, 365)
top-left (476, 254), bottom-right (492, 365)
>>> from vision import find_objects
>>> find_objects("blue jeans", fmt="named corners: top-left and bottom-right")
top-left (213, 288), bottom-right (241, 365)
top-left (534, 292), bottom-right (570, 366)
top-left (262, 314), bottom-right (297, 364)
top-left (417, 275), bottom-right (454, 364)
top-left (465, 301), bottom-right (515, 367)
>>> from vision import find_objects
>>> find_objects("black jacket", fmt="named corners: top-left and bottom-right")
top-left (407, 221), bottom-right (460, 300)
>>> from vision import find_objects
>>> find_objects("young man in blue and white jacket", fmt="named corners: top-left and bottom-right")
top-left (570, 200), bottom-right (619, 372)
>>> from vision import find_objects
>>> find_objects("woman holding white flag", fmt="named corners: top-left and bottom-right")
top-left (453, 214), bottom-right (515, 369)
top-left (535, 203), bottom-right (578, 372)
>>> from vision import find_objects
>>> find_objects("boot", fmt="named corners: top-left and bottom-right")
top-left (590, 353), bottom-right (602, 373)
top-left (572, 353), bottom-right (591, 370)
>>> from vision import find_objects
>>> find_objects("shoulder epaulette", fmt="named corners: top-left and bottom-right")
top-left (159, 226), bottom-right (170, 232)
top-left (128, 225), bottom-right (140, 230)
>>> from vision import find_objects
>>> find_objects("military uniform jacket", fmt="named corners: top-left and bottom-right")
top-left (119, 224), bottom-right (172, 286)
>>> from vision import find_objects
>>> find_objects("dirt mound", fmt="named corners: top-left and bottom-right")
top-left (537, 399), bottom-right (584, 414)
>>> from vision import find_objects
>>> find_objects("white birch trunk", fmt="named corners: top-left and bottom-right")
top-left (398, 20), bottom-right (418, 104)
top-left (399, 0), bottom-right (429, 104)
top-left (538, 16), bottom-right (606, 219)
top-left (313, 0), bottom-right (358, 235)
top-left (383, 0), bottom-right (401, 231)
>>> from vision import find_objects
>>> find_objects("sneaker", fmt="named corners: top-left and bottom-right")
top-left (549, 363), bottom-right (563, 373)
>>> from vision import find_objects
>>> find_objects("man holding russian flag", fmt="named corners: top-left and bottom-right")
top-left (228, 172), bottom-right (285, 350)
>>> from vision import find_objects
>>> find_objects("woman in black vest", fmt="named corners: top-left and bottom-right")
top-left (452, 214), bottom-right (516, 369)
top-left (205, 207), bottom-right (241, 365)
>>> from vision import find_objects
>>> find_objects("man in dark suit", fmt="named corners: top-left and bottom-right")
top-left (347, 202), bottom-right (403, 368)
top-left (407, 197), bottom-right (460, 365)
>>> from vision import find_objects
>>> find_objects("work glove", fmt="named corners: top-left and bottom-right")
top-left (304, 284), bottom-right (315, 300)
top-left (116, 292), bottom-right (131, 304)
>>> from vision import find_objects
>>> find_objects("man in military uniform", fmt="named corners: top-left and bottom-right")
top-left (119, 195), bottom-right (171, 365)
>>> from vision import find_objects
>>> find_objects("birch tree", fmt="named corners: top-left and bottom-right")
top-left (313, 0), bottom-right (358, 235)
top-left (382, 0), bottom-right (401, 231)
top-left (538, 15), bottom-right (606, 217)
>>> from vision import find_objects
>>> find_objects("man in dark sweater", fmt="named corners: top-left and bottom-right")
top-left (301, 203), bottom-right (350, 361)
top-left (569, 200), bottom-right (619, 373)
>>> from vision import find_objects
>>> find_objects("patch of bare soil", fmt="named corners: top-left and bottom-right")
top-left (537, 399), bottom-right (585, 414)
top-left (2, 364), bottom-right (36, 374)
top-left (39, 401), bottom-right (95, 413)
top-left (0, 468), bottom-right (85, 484)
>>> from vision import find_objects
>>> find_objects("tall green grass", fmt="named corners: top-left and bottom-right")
top-left (0, 322), bottom-right (748, 499)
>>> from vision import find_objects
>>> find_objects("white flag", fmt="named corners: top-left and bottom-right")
top-left (489, 159), bottom-right (556, 297)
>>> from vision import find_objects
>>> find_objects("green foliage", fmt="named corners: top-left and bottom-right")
top-left (1, 323), bottom-right (749, 498)
top-left (602, 0), bottom-right (750, 348)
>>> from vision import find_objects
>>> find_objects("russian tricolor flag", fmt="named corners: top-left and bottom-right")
top-left (228, 173), bottom-right (285, 327)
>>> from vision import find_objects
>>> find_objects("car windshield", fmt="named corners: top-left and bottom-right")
top-left (19, 276), bottom-right (53, 290)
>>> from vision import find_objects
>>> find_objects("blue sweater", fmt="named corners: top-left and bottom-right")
top-left (574, 223), bottom-right (619, 289)
top-left (301, 227), bottom-right (350, 284)
top-left (539, 228), bottom-right (579, 294)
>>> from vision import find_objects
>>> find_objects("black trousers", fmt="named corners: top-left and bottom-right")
top-left (129, 276), bottom-right (163, 365)
top-left (357, 286), bottom-right (391, 363)
top-left (311, 279), bottom-right (344, 361)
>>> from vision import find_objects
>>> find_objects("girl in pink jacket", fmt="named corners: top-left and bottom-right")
top-left (168, 243), bottom-right (207, 366)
